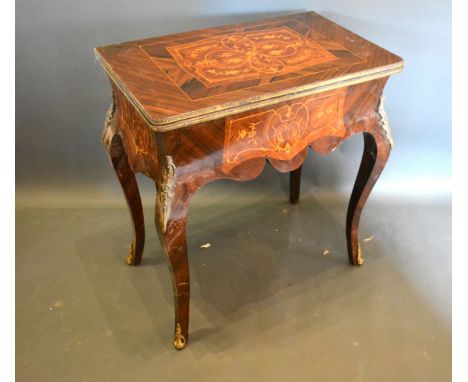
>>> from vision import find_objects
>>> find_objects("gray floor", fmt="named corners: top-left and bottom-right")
top-left (16, 188), bottom-right (451, 381)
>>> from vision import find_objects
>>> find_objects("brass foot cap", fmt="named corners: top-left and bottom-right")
top-left (173, 323), bottom-right (186, 350)
top-left (355, 243), bottom-right (364, 266)
top-left (126, 244), bottom-right (135, 266)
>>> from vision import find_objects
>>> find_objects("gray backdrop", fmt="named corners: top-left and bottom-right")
top-left (16, 0), bottom-right (451, 206)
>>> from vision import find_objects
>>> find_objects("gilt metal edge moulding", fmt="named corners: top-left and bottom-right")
top-left (95, 11), bottom-right (403, 131)
top-left (101, 62), bottom-right (402, 131)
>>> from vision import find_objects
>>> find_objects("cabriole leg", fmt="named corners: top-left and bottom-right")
top-left (346, 129), bottom-right (391, 266)
top-left (103, 100), bottom-right (145, 266)
top-left (154, 155), bottom-right (190, 350)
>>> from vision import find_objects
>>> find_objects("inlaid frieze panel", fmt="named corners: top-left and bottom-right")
top-left (222, 88), bottom-right (346, 172)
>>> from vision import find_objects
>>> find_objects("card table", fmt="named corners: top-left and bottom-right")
top-left (95, 12), bottom-right (403, 350)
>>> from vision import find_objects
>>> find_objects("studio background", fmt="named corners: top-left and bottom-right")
top-left (16, 1), bottom-right (451, 381)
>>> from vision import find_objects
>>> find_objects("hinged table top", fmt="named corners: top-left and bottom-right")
top-left (95, 12), bottom-right (403, 131)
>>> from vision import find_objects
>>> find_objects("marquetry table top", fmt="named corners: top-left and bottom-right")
top-left (95, 12), bottom-right (403, 131)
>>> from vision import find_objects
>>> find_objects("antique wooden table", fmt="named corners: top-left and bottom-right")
top-left (95, 12), bottom-right (403, 350)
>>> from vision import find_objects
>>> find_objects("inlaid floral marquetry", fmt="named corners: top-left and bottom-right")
top-left (167, 27), bottom-right (337, 87)
top-left (138, 17), bottom-right (366, 102)
top-left (222, 88), bottom-right (346, 172)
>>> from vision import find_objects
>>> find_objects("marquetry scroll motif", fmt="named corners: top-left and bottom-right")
top-left (167, 27), bottom-right (336, 87)
top-left (377, 95), bottom-right (394, 148)
top-left (158, 155), bottom-right (177, 233)
top-left (222, 88), bottom-right (347, 173)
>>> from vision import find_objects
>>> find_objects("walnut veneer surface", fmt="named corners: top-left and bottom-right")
top-left (95, 11), bottom-right (403, 350)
